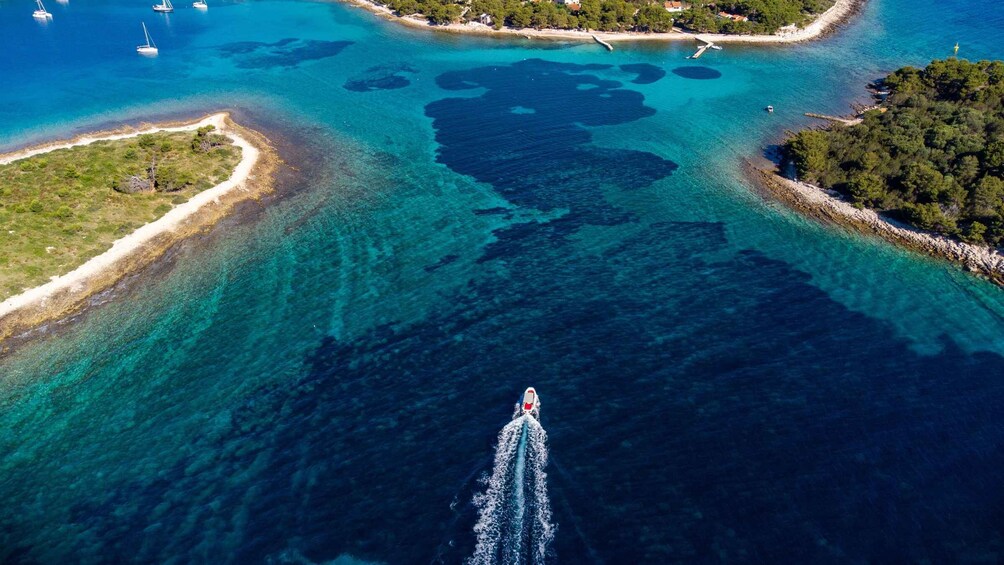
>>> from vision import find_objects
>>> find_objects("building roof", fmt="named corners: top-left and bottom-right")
top-left (718, 11), bottom-right (748, 21)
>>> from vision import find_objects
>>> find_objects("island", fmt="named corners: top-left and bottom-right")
top-left (344, 0), bottom-right (861, 44)
top-left (757, 58), bottom-right (1004, 283)
top-left (0, 113), bottom-right (277, 342)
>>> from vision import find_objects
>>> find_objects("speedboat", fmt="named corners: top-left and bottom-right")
top-left (192, 0), bottom-right (207, 9)
top-left (521, 387), bottom-right (540, 417)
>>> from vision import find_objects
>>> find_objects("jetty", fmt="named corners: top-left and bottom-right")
top-left (688, 36), bottom-right (715, 59)
top-left (805, 112), bottom-right (862, 126)
top-left (592, 34), bottom-right (613, 51)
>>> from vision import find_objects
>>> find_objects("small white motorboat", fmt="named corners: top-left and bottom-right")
top-left (137, 22), bottom-right (159, 55)
top-left (33, 0), bottom-right (53, 20)
top-left (153, 0), bottom-right (173, 13)
top-left (521, 387), bottom-right (540, 418)
top-left (192, 0), bottom-right (207, 9)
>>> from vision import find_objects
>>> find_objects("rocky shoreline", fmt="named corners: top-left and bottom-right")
top-left (746, 162), bottom-right (1004, 287)
top-left (0, 113), bottom-right (280, 344)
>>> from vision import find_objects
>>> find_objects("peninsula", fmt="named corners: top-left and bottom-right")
top-left (342, 0), bottom-right (861, 44)
top-left (757, 58), bottom-right (1004, 284)
top-left (0, 113), bottom-right (277, 342)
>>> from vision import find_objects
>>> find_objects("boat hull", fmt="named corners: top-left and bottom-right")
top-left (521, 387), bottom-right (540, 418)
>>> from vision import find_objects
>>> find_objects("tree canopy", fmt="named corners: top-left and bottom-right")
top-left (785, 58), bottom-right (1004, 246)
top-left (379, 0), bottom-right (833, 34)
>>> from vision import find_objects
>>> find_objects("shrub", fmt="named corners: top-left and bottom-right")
top-left (965, 221), bottom-right (987, 243)
top-left (787, 130), bottom-right (830, 183)
top-left (191, 126), bottom-right (230, 153)
top-left (154, 165), bottom-right (194, 192)
top-left (848, 173), bottom-right (886, 205)
top-left (905, 202), bottom-right (956, 233)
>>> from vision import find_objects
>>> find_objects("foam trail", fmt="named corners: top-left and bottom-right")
top-left (508, 423), bottom-right (528, 564)
top-left (468, 413), bottom-right (555, 565)
top-left (526, 417), bottom-right (555, 564)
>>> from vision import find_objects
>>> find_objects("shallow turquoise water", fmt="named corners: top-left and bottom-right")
top-left (1, 0), bottom-right (1004, 562)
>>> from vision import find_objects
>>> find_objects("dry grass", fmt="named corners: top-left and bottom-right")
top-left (0, 129), bottom-right (241, 299)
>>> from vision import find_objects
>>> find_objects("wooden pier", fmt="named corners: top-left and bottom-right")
top-left (804, 112), bottom-right (862, 126)
top-left (688, 37), bottom-right (715, 59)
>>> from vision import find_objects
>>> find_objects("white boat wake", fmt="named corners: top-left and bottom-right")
top-left (468, 412), bottom-right (555, 565)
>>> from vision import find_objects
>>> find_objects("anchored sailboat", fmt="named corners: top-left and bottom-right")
top-left (152, 0), bottom-right (173, 13)
top-left (33, 0), bottom-right (53, 20)
top-left (137, 22), bottom-right (158, 55)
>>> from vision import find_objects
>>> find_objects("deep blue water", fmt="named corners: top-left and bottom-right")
top-left (2, 0), bottom-right (1004, 563)
top-left (671, 65), bottom-right (722, 80)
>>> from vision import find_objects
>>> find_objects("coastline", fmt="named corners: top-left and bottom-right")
top-left (746, 162), bottom-right (1004, 286)
top-left (0, 113), bottom-right (279, 343)
top-left (340, 0), bottom-right (863, 45)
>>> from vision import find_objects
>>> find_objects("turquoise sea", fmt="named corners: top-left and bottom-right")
top-left (2, 0), bottom-right (1004, 562)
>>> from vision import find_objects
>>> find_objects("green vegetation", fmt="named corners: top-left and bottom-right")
top-left (785, 58), bottom-right (1004, 246)
top-left (0, 127), bottom-right (241, 298)
top-left (379, 0), bottom-right (833, 34)
top-left (673, 0), bottom-right (833, 34)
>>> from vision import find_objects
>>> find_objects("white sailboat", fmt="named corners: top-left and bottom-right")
top-left (137, 22), bottom-right (159, 55)
top-left (33, 0), bottom-right (53, 20)
top-left (152, 0), bottom-right (173, 13)
top-left (192, 0), bottom-right (207, 9)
